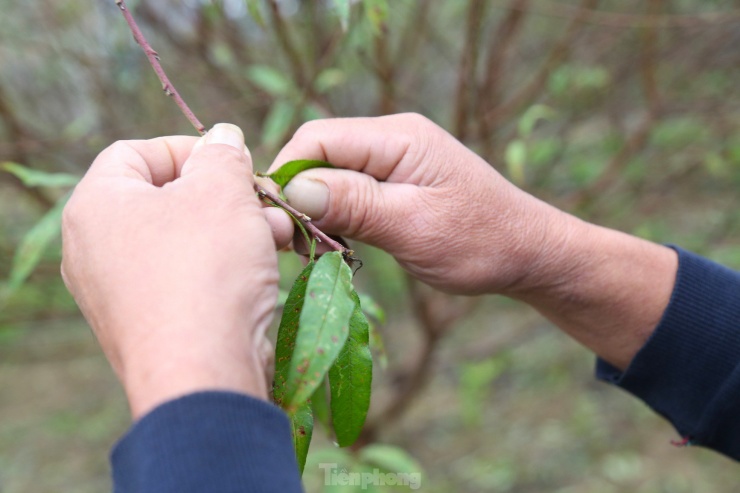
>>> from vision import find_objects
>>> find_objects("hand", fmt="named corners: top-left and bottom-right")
top-left (61, 124), bottom-right (293, 419)
top-left (271, 114), bottom-right (677, 370)
top-left (270, 113), bottom-right (571, 296)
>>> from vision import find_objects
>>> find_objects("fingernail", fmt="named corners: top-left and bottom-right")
top-left (206, 123), bottom-right (245, 151)
top-left (284, 177), bottom-right (329, 220)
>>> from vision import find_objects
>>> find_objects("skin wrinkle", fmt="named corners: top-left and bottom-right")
top-left (162, 137), bottom-right (182, 186)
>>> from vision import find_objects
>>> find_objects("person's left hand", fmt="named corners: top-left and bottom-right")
top-left (61, 124), bottom-right (293, 419)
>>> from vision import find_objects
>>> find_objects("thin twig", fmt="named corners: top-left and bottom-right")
top-left (115, 0), bottom-right (206, 135)
top-left (254, 184), bottom-right (348, 255)
top-left (113, 0), bottom-right (349, 258)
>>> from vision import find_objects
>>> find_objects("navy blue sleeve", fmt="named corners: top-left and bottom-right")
top-left (111, 391), bottom-right (303, 492)
top-left (597, 246), bottom-right (740, 461)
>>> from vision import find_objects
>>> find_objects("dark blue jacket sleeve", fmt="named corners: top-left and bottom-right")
top-left (111, 391), bottom-right (303, 492)
top-left (597, 246), bottom-right (740, 461)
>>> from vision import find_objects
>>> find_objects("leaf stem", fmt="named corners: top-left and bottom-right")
top-left (115, 0), bottom-right (207, 135)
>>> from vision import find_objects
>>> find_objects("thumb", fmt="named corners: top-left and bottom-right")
top-left (283, 168), bottom-right (412, 245)
top-left (180, 123), bottom-right (253, 180)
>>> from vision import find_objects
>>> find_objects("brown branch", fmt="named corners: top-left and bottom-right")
top-left (483, 0), bottom-right (598, 133)
top-left (640, 0), bottom-right (663, 117)
top-left (374, 34), bottom-right (396, 115)
top-left (477, 0), bottom-right (529, 160)
top-left (393, 1), bottom-right (431, 67)
top-left (358, 279), bottom-right (481, 444)
top-left (453, 0), bottom-right (487, 140)
top-left (267, 0), bottom-right (307, 88)
top-left (492, 1), bottom-right (740, 29)
top-left (115, 0), bottom-right (206, 135)
top-left (562, 0), bottom-right (664, 209)
top-left (113, 0), bottom-right (348, 258)
top-left (0, 83), bottom-right (54, 209)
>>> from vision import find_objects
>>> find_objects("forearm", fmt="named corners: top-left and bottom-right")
top-left (507, 209), bottom-right (678, 371)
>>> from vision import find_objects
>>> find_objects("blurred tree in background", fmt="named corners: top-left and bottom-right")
top-left (0, 1), bottom-right (739, 492)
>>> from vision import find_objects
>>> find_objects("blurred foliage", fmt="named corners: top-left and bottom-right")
top-left (1, 0), bottom-right (739, 491)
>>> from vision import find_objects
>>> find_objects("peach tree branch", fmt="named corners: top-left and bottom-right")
top-left (115, 0), bottom-right (206, 135)
top-left (113, 0), bottom-right (348, 256)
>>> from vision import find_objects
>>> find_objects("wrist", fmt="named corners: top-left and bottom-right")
top-left (506, 213), bottom-right (678, 369)
top-left (122, 338), bottom-right (269, 420)
top-left (492, 194), bottom-right (587, 298)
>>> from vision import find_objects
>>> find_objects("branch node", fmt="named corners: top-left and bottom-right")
top-left (114, 0), bottom-right (206, 134)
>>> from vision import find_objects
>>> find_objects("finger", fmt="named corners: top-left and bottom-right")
top-left (180, 123), bottom-right (253, 181)
top-left (268, 113), bottom-right (439, 184)
top-left (87, 136), bottom-right (199, 186)
top-left (283, 167), bottom-right (416, 244)
top-left (262, 207), bottom-right (294, 249)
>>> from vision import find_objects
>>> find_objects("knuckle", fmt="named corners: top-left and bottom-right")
top-left (61, 193), bottom-right (81, 232)
top-left (398, 112), bottom-right (431, 126)
top-left (293, 119), bottom-right (330, 141)
top-left (106, 139), bottom-right (137, 156)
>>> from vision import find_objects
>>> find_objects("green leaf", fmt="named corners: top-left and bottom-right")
top-left (359, 444), bottom-right (424, 475)
top-left (262, 100), bottom-right (295, 147)
top-left (310, 377), bottom-right (331, 432)
top-left (264, 160), bottom-right (335, 189)
top-left (331, 0), bottom-right (352, 31)
top-left (329, 290), bottom-right (373, 447)
top-left (7, 194), bottom-right (68, 294)
top-left (288, 401), bottom-right (313, 476)
top-left (301, 103), bottom-right (325, 122)
top-left (459, 354), bottom-right (509, 427)
top-left (284, 251), bottom-right (354, 411)
top-left (358, 292), bottom-right (385, 324)
top-left (2, 162), bottom-right (79, 188)
top-left (363, 0), bottom-right (388, 35)
top-left (245, 65), bottom-right (294, 98)
top-left (245, 0), bottom-right (266, 27)
top-left (315, 68), bottom-right (346, 94)
top-left (517, 104), bottom-right (555, 138)
top-left (274, 262), bottom-right (315, 406)
top-left (368, 322), bottom-right (388, 370)
top-left (357, 293), bottom-right (387, 368)
top-left (505, 139), bottom-right (527, 186)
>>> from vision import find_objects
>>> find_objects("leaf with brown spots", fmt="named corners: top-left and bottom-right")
top-left (288, 400), bottom-right (313, 476)
top-left (273, 261), bottom-right (314, 407)
top-left (283, 252), bottom-right (354, 411)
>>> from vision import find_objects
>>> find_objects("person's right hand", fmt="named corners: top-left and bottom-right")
top-left (269, 113), bottom-right (576, 295)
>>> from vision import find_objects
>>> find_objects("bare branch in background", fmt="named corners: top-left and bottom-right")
top-left (565, 0), bottom-right (664, 209)
top-left (267, 0), bottom-right (307, 88)
top-left (477, 0), bottom-right (529, 159)
top-left (374, 34), bottom-right (396, 115)
top-left (482, 0), bottom-right (598, 147)
top-left (453, 0), bottom-right (488, 141)
top-left (359, 278), bottom-right (481, 444)
top-left (0, 83), bottom-right (54, 209)
top-left (492, 0), bottom-right (740, 28)
top-left (394, 1), bottom-right (431, 67)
